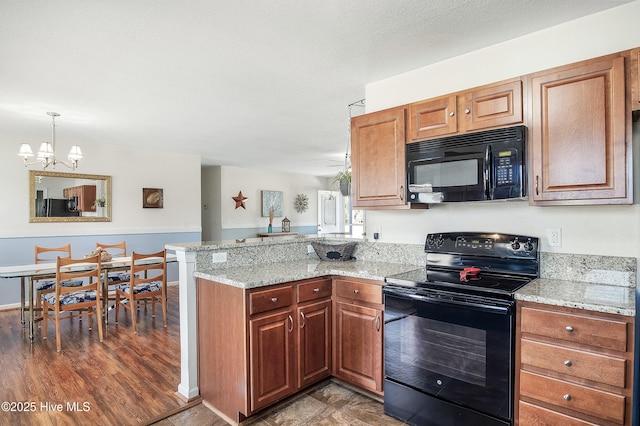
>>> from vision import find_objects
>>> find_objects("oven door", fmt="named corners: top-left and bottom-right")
top-left (383, 285), bottom-right (514, 424)
top-left (407, 148), bottom-right (489, 202)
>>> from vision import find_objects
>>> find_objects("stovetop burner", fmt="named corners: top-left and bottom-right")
top-left (385, 232), bottom-right (539, 299)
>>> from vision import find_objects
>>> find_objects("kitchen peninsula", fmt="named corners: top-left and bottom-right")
top-left (168, 236), bottom-right (636, 425)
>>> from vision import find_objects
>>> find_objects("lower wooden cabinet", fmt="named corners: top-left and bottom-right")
top-left (197, 277), bottom-right (332, 423)
top-left (332, 278), bottom-right (384, 395)
top-left (516, 301), bottom-right (635, 425)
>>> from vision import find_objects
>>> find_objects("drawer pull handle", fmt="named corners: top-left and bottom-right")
top-left (564, 360), bottom-right (572, 367)
top-left (313, 288), bottom-right (320, 293)
top-left (271, 297), bottom-right (278, 303)
top-left (353, 289), bottom-right (360, 295)
top-left (565, 326), bottom-right (574, 332)
top-left (563, 394), bottom-right (571, 401)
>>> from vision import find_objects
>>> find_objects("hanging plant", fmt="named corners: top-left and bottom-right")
top-left (332, 170), bottom-right (351, 197)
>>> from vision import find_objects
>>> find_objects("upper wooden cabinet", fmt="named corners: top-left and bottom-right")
top-left (631, 48), bottom-right (640, 112)
top-left (351, 107), bottom-right (408, 208)
top-left (407, 78), bottom-right (523, 141)
top-left (63, 185), bottom-right (97, 212)
top-left (527, 54), bottom-right (631, 205)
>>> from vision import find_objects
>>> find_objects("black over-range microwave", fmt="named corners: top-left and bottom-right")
top-left (406, 125), bottom-right (526, 203)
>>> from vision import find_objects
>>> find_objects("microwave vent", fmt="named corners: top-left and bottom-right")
top-left (407, 125), bottom-right (525, 154)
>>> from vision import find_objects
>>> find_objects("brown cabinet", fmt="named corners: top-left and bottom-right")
top-left (197, 277), bottom-right (332, 423)
top-left (350, 106), bottom-right (408, 209)
top-left (63, 185), bottom-right (97, 212)
top-left (516, 301), bottom-right (635, 425)
top-left (407, 78), bottom-right (523, 141)
top-left (332, 278), bottom-right (384, 395)
top-left (631, 48), bottom-right (640, 112)
top-left (527, 54), bottom-right (631, 205)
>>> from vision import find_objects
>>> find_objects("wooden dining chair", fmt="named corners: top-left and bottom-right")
top-left (41, 254), bottom-right (104, 352)
top-left (114, 249), bottom-right (167, 333)
top-left (95, 241), bottom-right (128, 283)
top-left (34, 244), bottom-right (83, 319)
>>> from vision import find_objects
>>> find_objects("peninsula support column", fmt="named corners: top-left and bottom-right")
top-left (176, 250), bottom-right (199, 400)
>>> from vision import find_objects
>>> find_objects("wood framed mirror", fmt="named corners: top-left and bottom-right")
top-left (29, 170), bottom-right (112, 222)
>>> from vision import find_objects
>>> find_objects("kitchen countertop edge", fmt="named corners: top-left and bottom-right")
top-left (515, 278), bottom-right (636, 316)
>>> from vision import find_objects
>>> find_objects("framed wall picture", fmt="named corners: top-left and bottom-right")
top-left (143, 188), bottom-right (163, 208)
top-left (261, 190), bottom-right (283, 217)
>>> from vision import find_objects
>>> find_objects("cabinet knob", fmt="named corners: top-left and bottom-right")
top-left (565, 326), bottom-right (574, 332)
top-left (464, 108), bottom-right (470, 114)
top-left (313, 288), bottom-right (320, 293)
top-left (271, 297), bottom-right (278, 303)
top-left (449, 111), bottom-right (454, 117)
top-left (564, 360), bottom-right (572, 367)
top-left (353, 289), bottom-right (360, 295)
top-left (563, 394), bottom-right (571, 401)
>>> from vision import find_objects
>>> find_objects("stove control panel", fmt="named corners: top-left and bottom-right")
top-left (425, 232), bottom-right (538, 260)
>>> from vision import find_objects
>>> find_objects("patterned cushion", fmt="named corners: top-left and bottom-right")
top-left (115, 281), bottom-right (162, 295)
top-left (107, 272), bottom-right (130, 282)
top-left (42, 290), bottom-right (97, 306)
top-left (34, 279), bottom-right (83, 291)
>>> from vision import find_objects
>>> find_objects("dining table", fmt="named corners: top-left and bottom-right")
top-left (0, 253), bottom-right (177, 341)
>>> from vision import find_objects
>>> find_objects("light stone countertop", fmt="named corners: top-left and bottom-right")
top-left (194, 259), bottom-right (420, 289)
top-left (515, 278), bottom-right (636, 316)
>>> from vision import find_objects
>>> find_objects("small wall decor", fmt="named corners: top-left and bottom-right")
top-left (232, 191), bottom-right (247, 209)
top-left (294, 193), bottom-right (308, 213)
top-left (143, 188), bottom-right (163, 208)
top-left (261, 190), bottom-right (283, 217)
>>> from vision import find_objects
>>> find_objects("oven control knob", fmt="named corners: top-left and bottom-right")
top-left (510, 239), bottom-right (520, 250)
top-left (435, 234), bottom-right (444, 248)
top-left (524, 240), bottom-right (534, 252)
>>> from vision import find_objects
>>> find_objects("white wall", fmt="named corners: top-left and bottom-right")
top-left (201, 165), bottom-right (330, 239)
top-left (364, 1), bottom-right (640, 259)
top-left (0, 138), bottom-right (202, 238)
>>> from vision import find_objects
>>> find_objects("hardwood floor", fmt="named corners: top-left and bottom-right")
top-left (0, 286), bottom-right (187, 426)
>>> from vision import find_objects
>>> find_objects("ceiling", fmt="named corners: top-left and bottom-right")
top-left (1, 0), bottom-right (634, 177)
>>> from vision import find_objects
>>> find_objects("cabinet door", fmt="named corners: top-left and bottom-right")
top-left (297, 299), bottom-right (331, 389)
top-left (333, 301), bottom-right (383, 394)
top-left (631, 48), bottom-right (640, 111)
top-left (249, 309), bottom-right (295, 412)
top-left (407, 95), bottom-right (457, 140)
top-left (462, 79), bottom-right (523, 132)
top-left (80, 185), bottom-right (97, 212)
top-left (351, 107), bottom-right (407, 208)
top-left (529, 56), bottom-right (630, 204)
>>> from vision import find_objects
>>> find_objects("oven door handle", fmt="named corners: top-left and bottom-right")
top-left (387, 289), bottom-right (512, 315)
top-left (484, 144), bottom-right (492, 200)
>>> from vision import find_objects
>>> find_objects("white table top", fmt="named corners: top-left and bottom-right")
top-left (0, 253), bottom-right (177, 279)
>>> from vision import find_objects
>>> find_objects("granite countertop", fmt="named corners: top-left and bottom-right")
top-left (194, 259), bottom-right (419, 289)
top-left (515, 278), bottom-right (636, 316)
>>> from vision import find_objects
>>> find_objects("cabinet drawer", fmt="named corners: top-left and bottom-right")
top-left (520, 370), bottom-right (625, 424)
top-left (520, 339), bottom-right (626, 387)
top-left (519, 401), bottom-right (599, 426)
top-left (521, 306), bottom-right (628, 351)
top-left (297, 279), bottom-right (331, 303)
top-left (335, 279), bottom-right (382, 305)
top-left (249, 286), bottom-right (293, 316)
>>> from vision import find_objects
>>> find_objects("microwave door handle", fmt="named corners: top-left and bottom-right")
top-left (484, 145), bottom-right (491, 199)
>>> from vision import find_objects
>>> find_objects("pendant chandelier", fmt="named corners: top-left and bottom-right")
top-left (17, 112), bottom-right (83, 170)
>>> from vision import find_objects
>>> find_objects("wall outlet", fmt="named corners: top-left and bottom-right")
top-left (373, 226), bottom-right (381, 240)
top-left (212, 252), bottom-right (227, 263)
top-left (546, 228), bottom-right (562, 247)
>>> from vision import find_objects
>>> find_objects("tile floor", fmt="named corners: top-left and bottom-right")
top-left (152, 381), bottom-right (407, 426)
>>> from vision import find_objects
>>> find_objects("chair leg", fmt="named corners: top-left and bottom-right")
top-left (55, 311), bottom-right (61, 352)
top-left (96, 301), bottom-right (104, 343)
top-left (130, 295), bottom-right (137, 333)
top-left (162, 296), bottom-right (167, 328)
top-left (42, 302), bottom-right (48, 339)
top-left (115, 293), bottom-right (120, 324)
top-left (88, 307), bottom-right (93, 330)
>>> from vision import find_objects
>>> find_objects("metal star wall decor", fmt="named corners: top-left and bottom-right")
top-left (232, 191), bottom-right (247, 209)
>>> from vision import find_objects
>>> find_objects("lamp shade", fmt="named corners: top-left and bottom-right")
top-left (68, 145), bottom-right (83, 160)
top-left (37, 142), bottom-right (54, 159)
top-left (18, 143), bottom-right (34, 158)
